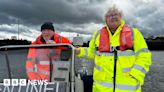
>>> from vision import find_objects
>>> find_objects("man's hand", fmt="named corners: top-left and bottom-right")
top-left (75, 48), bottom-right (80, 55)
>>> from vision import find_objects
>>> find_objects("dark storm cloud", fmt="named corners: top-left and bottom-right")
top-left (0, 0), bottom-right (163, 40)
top-left (111, 0), bottom-right (164, 37)
top-left (130, 0), bottom-right (164, 36)
top-left (0, 0), bottom-right (104, 25)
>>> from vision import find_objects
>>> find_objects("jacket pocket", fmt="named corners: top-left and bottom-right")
top-left (93, 66), bottom-right (106, 81)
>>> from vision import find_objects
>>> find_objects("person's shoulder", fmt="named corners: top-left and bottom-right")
top-left (53, 33), bottom-right (70, 43)
top-left (32, 35), bottom-right (43, 44)
top-left (131, 27), bottom-right (145, 38)
top-left (58, 35), bottom-right (71, 44)
top-left (31, 41), bottom-right (37, 45)
top-left (61, 36), bottom-right (69, 40)
top-left (54, 33), bottom-right (60, 38)
top-left (125, 24), bottom-right (140, 34)
top-left (132, 27), bottom-right (141, 34)
top-left (92, 26), bottom-right (106, 37)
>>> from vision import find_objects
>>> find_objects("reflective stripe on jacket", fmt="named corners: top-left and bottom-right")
top-left (77, 20), bottom-right (152, 92)
top-left (26, 33), bottom-right (71, 81)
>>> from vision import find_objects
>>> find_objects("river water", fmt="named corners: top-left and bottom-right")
top-left (142, 51), bottom-right (164, 92)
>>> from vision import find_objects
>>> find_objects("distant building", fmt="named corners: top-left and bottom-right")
top-left (73, 36), bottom-right (83, 46)
top-left (0, 39), bottom-right (31, 46)
top-left (11, 36), bottom-right (17, 40)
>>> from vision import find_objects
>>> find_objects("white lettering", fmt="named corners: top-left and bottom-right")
top-left (12, 79), bottom-right (18, 86)
top-left (30, 85), bottom-right (39, 92)
top-left (25, 84), bottom-right (30, 92)
top-left (3, 79), bottom-right (10, 86)
top-left (28, 80), bottom-right (48, 85)
top-left (3, 86), bottom-right (14, 92)
top-left (19, 79), bottom-right (26, 86)
top-left (1, 80), bottom-right (55, 92)
top-left (28, 80), bottom-right (37, 85)
top-left (43, 84), bottom-right (54, 92)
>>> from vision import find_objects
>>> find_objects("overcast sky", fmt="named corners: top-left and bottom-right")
top-left (0, 0), bottom-right (163, 42)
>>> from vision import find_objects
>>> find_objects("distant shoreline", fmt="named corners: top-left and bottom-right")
top-left (0, 39), bottom-right (164, 50)
top-left (146, 40), bottom-right (164, 50)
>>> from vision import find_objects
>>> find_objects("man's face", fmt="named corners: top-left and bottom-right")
top-left (106, 11), bottom-right (121, 30)
top-left (41, 29), bottom-right (54, 41)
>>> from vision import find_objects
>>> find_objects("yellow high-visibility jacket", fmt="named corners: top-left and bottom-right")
top-left (77, 20), bottom-right (152, 92)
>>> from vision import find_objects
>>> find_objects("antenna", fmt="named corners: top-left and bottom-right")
top-left (17, 19), bottom-right (19, 40)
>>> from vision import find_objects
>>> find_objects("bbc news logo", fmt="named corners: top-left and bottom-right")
top-left (3, 79), bottom-right (26, 86)
top-left (1, 79), bottom-right (55, 92)
top-left (3, 79), bottom-right (49, 86)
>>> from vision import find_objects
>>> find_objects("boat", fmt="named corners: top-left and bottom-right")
top-left (0, 44), bottom-right (84, 92)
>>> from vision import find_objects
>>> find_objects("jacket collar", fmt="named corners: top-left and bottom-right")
top-left (105, 19), bottom-right (125, 37)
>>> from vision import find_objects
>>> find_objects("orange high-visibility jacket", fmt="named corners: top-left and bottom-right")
top-left (26, 33), bottom-right (71, 81)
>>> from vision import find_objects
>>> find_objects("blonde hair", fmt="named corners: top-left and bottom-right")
top-left (105, 5), bottom-right (122, 17)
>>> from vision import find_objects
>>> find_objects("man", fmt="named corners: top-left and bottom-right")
top-left (75, 6), bottom-right (152, 92)
top-left (26, 22), bottom-right (71, 81)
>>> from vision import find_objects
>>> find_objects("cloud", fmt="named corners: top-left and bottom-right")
top-left (104, 0), bottom-right (164, 36)
top-left (0, 0), bottom-right (163, 41)
top-left (0, 0), bottom-right (104, 25)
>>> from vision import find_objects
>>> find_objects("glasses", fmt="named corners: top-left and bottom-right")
top-left (106, 13), bottom-right (120, 19)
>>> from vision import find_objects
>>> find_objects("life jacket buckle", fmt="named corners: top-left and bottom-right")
top-left (111, 46), bottom-right (118, 52)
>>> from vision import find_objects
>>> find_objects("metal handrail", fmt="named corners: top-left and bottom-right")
top-left (0, 44), bottom-right (75, 92)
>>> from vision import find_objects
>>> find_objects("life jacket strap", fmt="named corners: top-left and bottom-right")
top-left (96, 46), bottom-right (134, 52)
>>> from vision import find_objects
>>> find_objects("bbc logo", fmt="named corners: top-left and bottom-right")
top-left (3, 79), bottom-right (27, 86)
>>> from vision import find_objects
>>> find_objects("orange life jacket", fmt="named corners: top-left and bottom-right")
top-left (26, 33), bottom-right (71, 81)
top-left (99, 25), bottom-right (133, 52)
